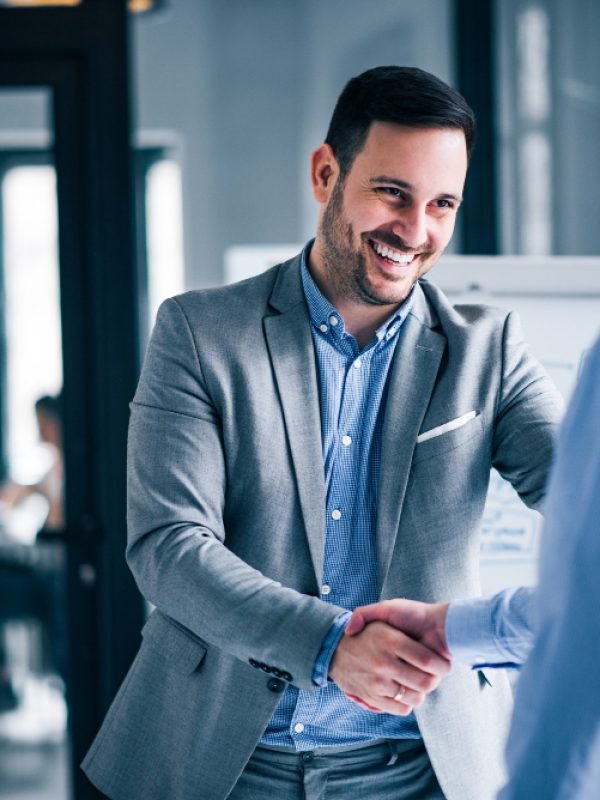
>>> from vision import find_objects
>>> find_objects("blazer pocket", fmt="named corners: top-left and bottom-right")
top-left (413, 412), bottom-right (483, 465)
top-left (416, 410), bottom-right (477, 443)
top-left (142, 610), bottom-right (208, 675)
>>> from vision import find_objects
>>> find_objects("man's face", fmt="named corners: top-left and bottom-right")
top-left (313, 122), bottom-right (468, 307)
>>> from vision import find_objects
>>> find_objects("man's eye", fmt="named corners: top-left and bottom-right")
top-left (376, 187), bottom-right (404, 200)
top-left (434, 198), bottom-right (455, 209)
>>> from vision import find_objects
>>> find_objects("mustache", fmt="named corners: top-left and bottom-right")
top-left (364, 231), bottom-right (430, 255)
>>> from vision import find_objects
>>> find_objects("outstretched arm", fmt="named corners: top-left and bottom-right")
top-left (346, 599), bottom-right (451, 660)
top-left (346, 587), bottom-right (536, 669)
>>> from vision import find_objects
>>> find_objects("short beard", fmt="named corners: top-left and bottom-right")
top-left (319, 178), bottom-right (391, 307)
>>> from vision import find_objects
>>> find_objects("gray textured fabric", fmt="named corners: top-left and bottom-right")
top-left (82, 255), bottom-right (563, 800)
top-left (227, 740), bottom-right (445, 799)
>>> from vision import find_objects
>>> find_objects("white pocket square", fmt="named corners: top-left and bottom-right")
top-left (416, 411), bottom-right (477, 443)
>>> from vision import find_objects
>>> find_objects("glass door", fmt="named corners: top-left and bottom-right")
top-left (0, 5), bottom-right (145, 796)
top-left (0, 91), bottom-right (71, 798)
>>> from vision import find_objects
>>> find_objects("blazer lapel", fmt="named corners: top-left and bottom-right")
top-left (376, 286), bottom-right (446, 592)
top-left (263, 258), bottom-right (327, 582)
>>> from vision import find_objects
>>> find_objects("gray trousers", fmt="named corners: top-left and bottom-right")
top-left (227, 739), bottom-right (446, 799)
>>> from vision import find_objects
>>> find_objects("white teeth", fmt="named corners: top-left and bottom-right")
top-left (373, 241), bottom-right (415, 265)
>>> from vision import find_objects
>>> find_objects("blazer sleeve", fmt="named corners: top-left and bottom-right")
top-left (492, 310), bottom-right (564, 509)
top-left (126, 297), bottom-right (342, 690)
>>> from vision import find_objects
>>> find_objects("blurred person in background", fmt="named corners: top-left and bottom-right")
top-left (0, 394), bottom-right (64, 532)
top-left (0, 394), bottom-right (65, 716)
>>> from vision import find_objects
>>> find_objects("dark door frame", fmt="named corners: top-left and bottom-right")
top-left (455, 0), bottom-right (499, 254)
top-left (0, 3), bottom-right (144, 797)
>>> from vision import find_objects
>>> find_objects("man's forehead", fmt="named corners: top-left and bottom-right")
top-left (352, 122), bottom-right (468, 183)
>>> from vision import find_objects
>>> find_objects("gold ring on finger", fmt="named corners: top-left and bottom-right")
top-left (393, 684), bottom-right (406, 702)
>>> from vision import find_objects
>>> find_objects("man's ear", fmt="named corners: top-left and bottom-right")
top-left (310, 143), bottom-right (340, 204)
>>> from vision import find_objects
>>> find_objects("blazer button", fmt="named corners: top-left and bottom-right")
top-left (267, 678), bottom-right (285, 693)
top-left (260, 663), bottom-right (272, 673)
top-left (281, 671), bottom-right (293, 682)
top-left (249, 659), bottom-right (260, 669)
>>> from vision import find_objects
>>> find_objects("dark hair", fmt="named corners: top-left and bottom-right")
top-left (35, 394), bottom-right (62, 422)
top-left (325, 66), bottom-right (476, 177)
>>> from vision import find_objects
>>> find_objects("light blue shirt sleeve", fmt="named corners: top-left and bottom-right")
top-left (312, 611), bottom-right (352, 687)
top-left (500, 334), bottom-right (600, 799)
top-left (445, 586), bottom-right (536, 668)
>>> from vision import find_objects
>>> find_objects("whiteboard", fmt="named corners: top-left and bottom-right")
top-left (437, 256), bottom-right (600, 592)
top-left (224, 247), bottom-right (600, 593)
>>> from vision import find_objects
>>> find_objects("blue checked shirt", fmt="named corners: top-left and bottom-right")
top-left (446, 586), bottom-right (535, 669)
top-left (261, 243), bottom-right (421, 749)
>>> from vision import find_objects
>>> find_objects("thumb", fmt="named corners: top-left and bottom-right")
top-left (345, 608), bottom-right (368, 636)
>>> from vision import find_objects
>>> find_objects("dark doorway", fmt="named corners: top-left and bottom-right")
top-left (0, 3), bottom-right (144, 798)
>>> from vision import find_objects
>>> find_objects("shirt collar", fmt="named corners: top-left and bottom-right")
top-left (300, 240), bottom-right (414, 345)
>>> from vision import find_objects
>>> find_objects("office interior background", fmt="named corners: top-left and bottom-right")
top-left (0, 0), bottom-right (598, 797)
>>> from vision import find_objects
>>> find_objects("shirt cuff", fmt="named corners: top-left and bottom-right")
top-left (446, 589), bottom-right (531, 669)
top-left (312, 611), bottom-right (352, 687)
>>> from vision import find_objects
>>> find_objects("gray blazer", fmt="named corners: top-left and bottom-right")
top-left (82, 254), bottom-right (562, 800)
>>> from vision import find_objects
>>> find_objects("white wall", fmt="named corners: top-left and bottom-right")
top-left (132, 0), bottom-right (454, 289)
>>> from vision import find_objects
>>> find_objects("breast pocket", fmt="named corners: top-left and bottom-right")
top-left (412, 412), bottom-right (484, 465)
top-left (141, 610), bottom-right (208, 675)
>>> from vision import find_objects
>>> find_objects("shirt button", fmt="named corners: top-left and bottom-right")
top-left (353, 358), bottom-right (362, 369)
top-left (329, 315), bottom-right (339, 326)
top-left (341, 434), bottom-right (352, 446)
top-left (319, 323), bottom-right (328, 333)
top-left (321, 584), bottom-right (331, 596)
top-left (294, 723), bottom-right (305, 733)
top-left (331, 509), bottom-right (342, 520)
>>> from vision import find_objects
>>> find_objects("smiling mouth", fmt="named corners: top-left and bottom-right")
top-left (369, 239), bottom-right (418, 266)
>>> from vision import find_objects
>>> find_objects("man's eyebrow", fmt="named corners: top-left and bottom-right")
top-left (369, 176), bottom-right (463, 204)
top-left (369, 176), bottom-right (413, 190)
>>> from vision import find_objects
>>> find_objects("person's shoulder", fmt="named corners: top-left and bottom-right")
top-left (571, 333), bottom-right (600, 405)
top-left (418, 278), bottom-right (510, 329)
top-left (176, 261), bottom-right (283, 309)
top-left (165, 255), bottom-right (301, 324)
top-left (585, 334), bottom-right (600, 372)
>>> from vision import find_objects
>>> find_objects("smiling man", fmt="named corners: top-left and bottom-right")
top-left (309, 122), bottom-right (467, 347)
top-left (82, 67), bottom-right (562, 800)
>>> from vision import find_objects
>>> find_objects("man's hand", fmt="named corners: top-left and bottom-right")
top-left (329, 619), bottom-right (451, 716)
top-left (346, 599), bottom-right (451, 660)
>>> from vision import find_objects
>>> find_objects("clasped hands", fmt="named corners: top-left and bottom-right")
top-left (329, 599), bottom-right (451, 716)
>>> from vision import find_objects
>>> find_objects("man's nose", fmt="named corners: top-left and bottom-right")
top-left (392, 206), bottom-right (428, 249)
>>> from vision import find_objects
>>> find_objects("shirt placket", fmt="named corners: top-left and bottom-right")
top-left (290, 338), bottom-right (369, 747)
top-left (322, 349), bottom-right (371, 604)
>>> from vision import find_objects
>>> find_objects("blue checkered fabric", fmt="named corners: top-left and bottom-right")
top-left (261, 244), bottom-right (420, 749)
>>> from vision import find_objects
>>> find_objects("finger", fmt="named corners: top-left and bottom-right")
top-left (347, 602), bottom-right (395, 633)
top-left (385, 659), bottom-right (444, 695)
top-left (347, 679), bottom-right (425, 717)
top-left (345, 610), bottom-right (368, 636)
top-left (359, 694), bottom-right (415, 716)
top-left (345, 693), bottom-right (385, 713)
top-left (390, 701), bottom-right (413, 716)
top-left (346, 691), bottom-right (414, 717)
top-left (389, 685), bottom-right (426, 709)
top-left (363, 680), bottom-right (426, 711)
top-left (346, 601), bottom-right (402, 636)
top-left (389, 630), bottom-right (451, 677)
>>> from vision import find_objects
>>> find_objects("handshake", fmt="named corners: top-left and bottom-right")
top-left (329, 599), bottom-right (452, 717)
